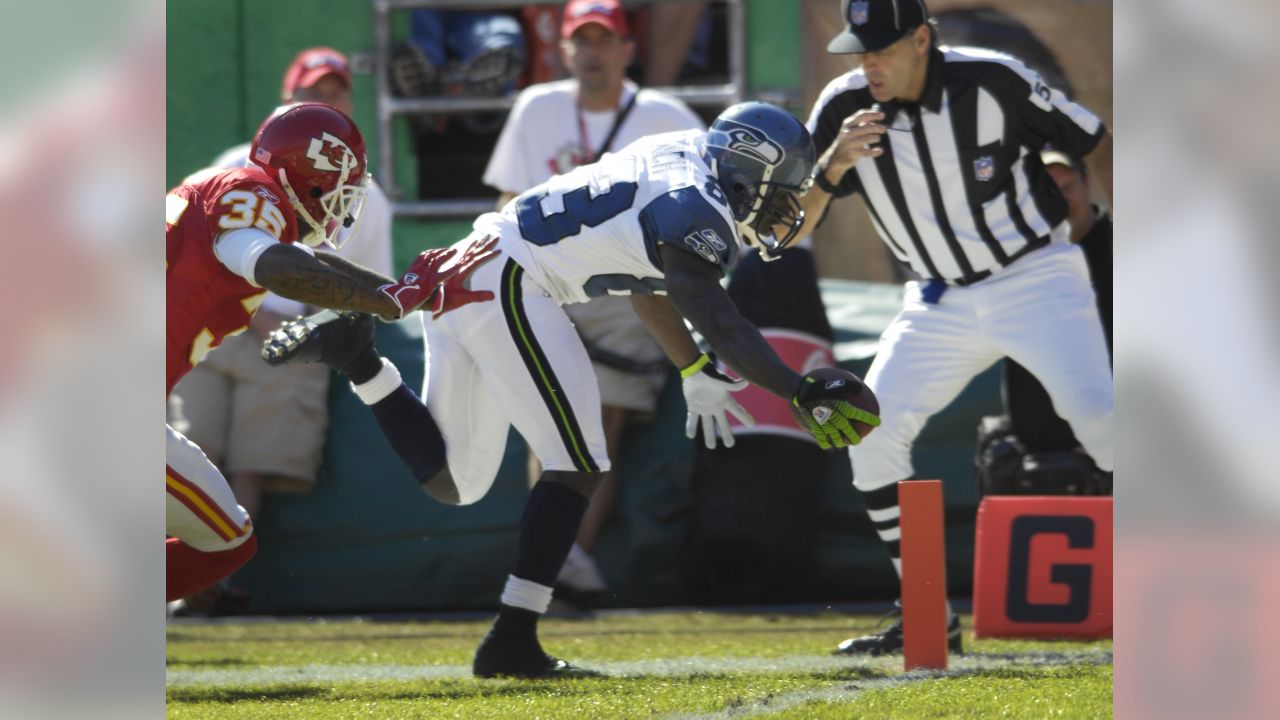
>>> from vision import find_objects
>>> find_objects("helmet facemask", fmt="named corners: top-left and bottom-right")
top-left (281, 168), bottom-right (369, 250)
top-left (718, 162), bottom-right (812, 262)
top-left (737, 177), bottom-right (811, 261)
top-left (276, 131), bottom-right (370, 250)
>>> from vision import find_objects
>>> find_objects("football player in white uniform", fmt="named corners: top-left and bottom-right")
top-left (264, 102), bottom-right (881, 677)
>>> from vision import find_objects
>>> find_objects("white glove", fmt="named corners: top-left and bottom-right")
top-left (680, 353), bottom-right (755, 449)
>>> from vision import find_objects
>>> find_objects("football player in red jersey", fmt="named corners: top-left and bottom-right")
top-left (165, 102), bottom-right (497, 601)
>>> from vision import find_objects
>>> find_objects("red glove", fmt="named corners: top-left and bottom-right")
top-left (426, 234), bottom-right (501, 319)
top-left (378, 235), bottom-right (500, 320)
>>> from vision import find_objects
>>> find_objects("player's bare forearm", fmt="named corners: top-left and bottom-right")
top-left (660, 246), bottom-right (800, 398)
top-left (630, 294), bottom-right (701, 369)
top-left (255, 244), bottom-right (398, 316)
top-left (314, 251), bottom-right (395, 289)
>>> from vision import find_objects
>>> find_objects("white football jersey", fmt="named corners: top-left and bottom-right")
top-left (476, 129), bottom-right (742, 306)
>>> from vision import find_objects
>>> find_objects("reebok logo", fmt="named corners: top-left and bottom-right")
top-left (683, 229), bottom-right (727, 264)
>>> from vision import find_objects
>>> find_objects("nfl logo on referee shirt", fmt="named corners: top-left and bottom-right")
top-left (848, 0), bottom-right (869, 25)
top-left (974, 155), bottom-right (995, 182)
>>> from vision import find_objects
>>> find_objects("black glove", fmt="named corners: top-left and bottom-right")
top-left (261, 309), bottom-right (377, 379)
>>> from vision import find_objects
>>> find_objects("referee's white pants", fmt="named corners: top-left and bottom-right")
top-left (420, 236), bottom-right (610, 505)
top-left (850, 243), bottom-right (1113, 492)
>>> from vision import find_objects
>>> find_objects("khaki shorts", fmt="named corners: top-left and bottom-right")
top-left (563, 295), bottom-right (669, 416)
top-left (170, 331), bottom-right (331, 493)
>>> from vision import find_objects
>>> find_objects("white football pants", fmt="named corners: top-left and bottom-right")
top-left (420, 235), bottom-right (609, 506)
top-left (850, 242), bottom-right (1113, 492)
top-left (166, 423), bottom-right (253, 552)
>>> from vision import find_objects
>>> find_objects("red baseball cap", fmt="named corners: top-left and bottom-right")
top-left (281, 47), bottom-right (351, 100)
top-left (561, 0), bottom-right (629, 40)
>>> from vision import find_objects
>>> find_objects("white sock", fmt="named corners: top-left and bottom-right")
top-left (499, 575), bottom-right (553, 614)
top-left (351, 359), bottom-right (401, 405)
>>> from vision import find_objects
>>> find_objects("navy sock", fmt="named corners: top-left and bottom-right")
top-left (512, 479), bottom-right (590, 587)
top-left (369, 384), bottom-right (446, 483)
top-left (492, 605), bottom-right (540, 640)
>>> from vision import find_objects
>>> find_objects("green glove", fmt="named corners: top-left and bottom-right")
top-left (790, 371), bottom-right (882, 449)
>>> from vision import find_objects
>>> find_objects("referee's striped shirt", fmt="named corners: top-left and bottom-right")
top-left (807, 46), bottom-right (1107, 286)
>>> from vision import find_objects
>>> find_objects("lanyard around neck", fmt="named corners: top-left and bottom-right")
top-left (575, 86), bottom-right (636, 163)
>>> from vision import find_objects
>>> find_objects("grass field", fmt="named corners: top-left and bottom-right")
top-left (166, 609), bottom-right (1112, 719)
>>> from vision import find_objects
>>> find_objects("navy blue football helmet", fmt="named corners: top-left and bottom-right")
top-left (704, 102), bottom-right (816, 260)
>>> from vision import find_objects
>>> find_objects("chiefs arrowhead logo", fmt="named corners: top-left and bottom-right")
top-left (306, 132), bottom-right (357, 173)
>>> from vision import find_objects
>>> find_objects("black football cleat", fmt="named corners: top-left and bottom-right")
top-left (834, 601), bottom-right (963, 656)
top-left (261, 309), bottom-right (374, 371)
top-left (472, 632), bottom-right (603, 679)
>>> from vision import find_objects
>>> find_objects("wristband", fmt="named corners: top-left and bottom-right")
top-left (813, 168), bottom-right (842, 195)
top-left (679, 353), bottom-right (711, 379)
top-left (351, 358), bottom-right (402, 405)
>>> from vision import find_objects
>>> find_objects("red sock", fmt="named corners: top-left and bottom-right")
top-left (166, 535), bottom-right (257, 602)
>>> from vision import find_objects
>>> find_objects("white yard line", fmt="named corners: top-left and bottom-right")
top-left (166, 649), bottom-right (1111, 689)
top-left (657, 651), bottom-right (1114, 719)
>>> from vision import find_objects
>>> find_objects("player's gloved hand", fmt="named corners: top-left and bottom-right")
top-left (261, 309), bottom-right (374, 372)
top-left (681, 353), bottom-right (754, 449)
top-left (429, 234), bottom-right (500, 320)
top-left (377, 235), bottom-right (500, 320)
top-left (790, 370), bottom-right (882, 449)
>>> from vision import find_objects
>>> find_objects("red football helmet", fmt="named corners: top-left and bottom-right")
top-left (249, 102), bottom-right (369, 249)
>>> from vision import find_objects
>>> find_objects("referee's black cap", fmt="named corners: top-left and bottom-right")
top-left (828, 0), bottom-right (930, 54)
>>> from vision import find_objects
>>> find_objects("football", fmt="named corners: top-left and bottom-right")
top-left (792, 367), bottom-right (880, 440)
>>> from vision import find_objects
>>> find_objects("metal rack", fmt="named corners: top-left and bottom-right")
top-left (371, 0), bottom-right (747, 218)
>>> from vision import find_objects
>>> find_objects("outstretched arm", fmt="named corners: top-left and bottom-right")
top-left (254, 244), bottom-right (401, 316)
top-left (314, 251), bottom-right (396, 289)
top-left (659, 245), bottom-right (800, 399)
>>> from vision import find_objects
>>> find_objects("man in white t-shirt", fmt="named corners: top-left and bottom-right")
top-left (483, 0), bottom-right (703, 598)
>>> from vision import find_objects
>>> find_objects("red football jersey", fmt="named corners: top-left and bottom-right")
top-left (166, 166), bottom-right (299, 395)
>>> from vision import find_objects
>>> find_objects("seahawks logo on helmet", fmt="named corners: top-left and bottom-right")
top-left (714, 120), bottom-right (784, 167)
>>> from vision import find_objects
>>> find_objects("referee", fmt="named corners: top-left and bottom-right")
top-left (799, 0), bottom-right (1113, 655)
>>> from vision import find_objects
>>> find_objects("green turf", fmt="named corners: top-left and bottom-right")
top-left (166, 611), bottom-right (1112, 719)
top-left (766, 665), bottom-right (1113, 719)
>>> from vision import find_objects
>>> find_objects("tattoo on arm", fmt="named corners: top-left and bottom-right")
top-left (659, 245), bottom-right (800, 398)
top-left (314, 251), bottom-right (396, 288)
top-left (254, 244), bottom-right (398, 316)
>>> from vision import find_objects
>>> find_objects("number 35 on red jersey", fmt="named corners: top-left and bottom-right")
top-left (165, 165), bottom-right (300, 395)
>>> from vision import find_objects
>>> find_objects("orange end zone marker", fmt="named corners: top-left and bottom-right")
top-left (900, 479), bottom-right (949, 670)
